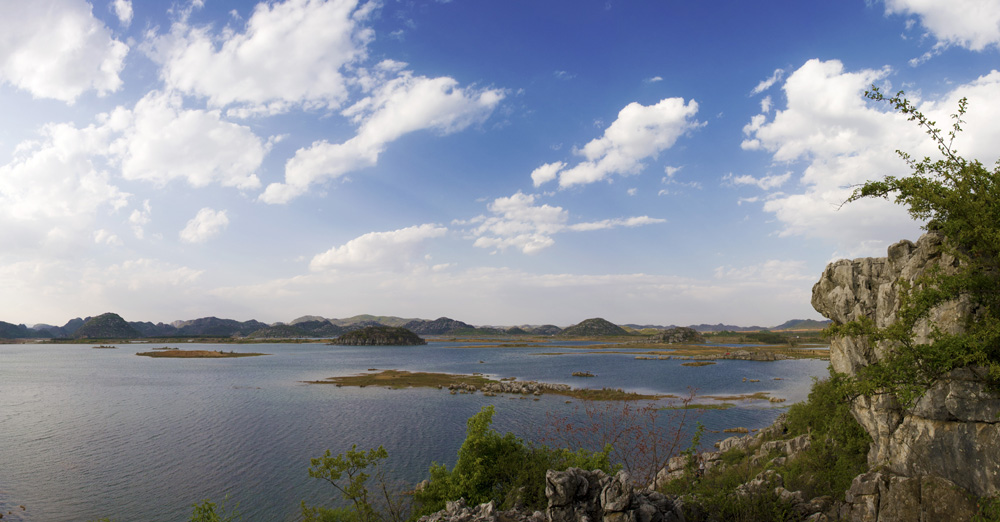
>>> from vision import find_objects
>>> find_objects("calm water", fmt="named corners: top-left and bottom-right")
top-left (0, 342), bottom-right (828, 521)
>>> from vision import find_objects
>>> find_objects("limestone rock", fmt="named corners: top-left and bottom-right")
top-left (812, 231), bottom-right (1000, 520)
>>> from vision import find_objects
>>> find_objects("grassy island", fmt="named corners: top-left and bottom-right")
top-left (136, 349), bottom-right (267, 358)
top-left (308, 369), bottom-right (669, 401)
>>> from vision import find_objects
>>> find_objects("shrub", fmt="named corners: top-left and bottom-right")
top-left (413, 405), bottom-right (613, 517)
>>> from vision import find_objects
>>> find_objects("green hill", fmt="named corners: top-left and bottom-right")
top-left (558, 318), bottom-right (628, 337)
top-left (73, 313), bottom-right (143, 339)
top-left (330, 326), bottom-right (427, 346)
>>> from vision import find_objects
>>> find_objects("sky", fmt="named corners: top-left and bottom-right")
top-left (1, 0), bottom-right (1000, 328)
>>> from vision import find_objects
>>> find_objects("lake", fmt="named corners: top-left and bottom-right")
top-left (0, 341), bottom-right (829, 521)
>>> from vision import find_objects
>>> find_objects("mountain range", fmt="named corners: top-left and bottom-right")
top-left (0, 313), bottom-right (830, 340)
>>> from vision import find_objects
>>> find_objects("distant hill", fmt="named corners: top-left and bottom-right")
top-left (0, 321), bottom-right (49, 339)
top-left (772, 319), bottom-right (832, 331)
top-left (624, 324), bottom-right (678, 330)
top-left (129, 321), bottom-right (179, 337)
top-left (403, 317), bottom-right (473, 335)
top-left (288, 315), bottom-right (328, 325)
top-left (687, 323), bottom-right (767, 332)
top-left (73, 313), bottom-right (143, 339)
top-left (246, 324), bottom-right (311, 339)
top-left (172, 317), bottom-right (268, 337)
top-left (558, 318), bottom-right (628, 337)
top-left (292, 320), bottom-right (345, 337)
top-left (529, 325), bottom-right (563, 335)
top-left (331, 326), bottom-right (427, 346)
top-left (328, 315), bottom-right (418, 327)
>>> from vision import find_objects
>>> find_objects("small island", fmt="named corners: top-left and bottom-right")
top-left (329, 326), bottom-right (427, 346)
top-left (136, 349), bottom-right (267, 358)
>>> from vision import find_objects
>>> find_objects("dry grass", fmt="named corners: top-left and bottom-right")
top-left (308, 369), bottom-right (671, 401)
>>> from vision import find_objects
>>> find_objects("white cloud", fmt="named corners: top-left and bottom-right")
top-left (112, 0), bottom-right (133, 27)
top-left (129, 200), bottom-right (152, 239)
top-left (309, 223), bottom-right (448, 271)
top-left (741, 59), bottom-right (1000, 255)
top-left (567, 216), bottom-right (665, 231)
top-left (723, 171), bottom-right (791, 190)
top-left (93, 229), bottom-right (122, 246)
top-left (645, 76), bottom-right (663, 83)
top-left (112, 91), bottom-right (267, 190)
top-left (530, 161), bottom-right (565, 187)
top-left (539, 98), bottom-right (701, 188)
top-left (751, 68), bottom-right (785, 95)
top-left (0, 120), bottom-right (129, 254)
top-left (147, 0), bottom-right (375, 115)
top-left (760, 95), bottom-right (773, 113)
top-left (464, 192), bottom-right (664, 254)
top-left (261, 69), bottom-right (504, 203)
top-left (179, 208), bottom-right (230, 243)
top-left (0, 0), bottom-right (128, 102)
top-left (885, 0), bottom-right (1000, 51)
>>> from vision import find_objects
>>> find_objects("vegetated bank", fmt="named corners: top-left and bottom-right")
top-left (329, 326), bottom-right (427, 346)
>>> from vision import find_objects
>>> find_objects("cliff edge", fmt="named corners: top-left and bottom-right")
top-left (811, 232), bottom-right (1000, 521)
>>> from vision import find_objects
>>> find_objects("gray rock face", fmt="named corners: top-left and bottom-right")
top-left (421, 469), bottom-right (684, 522)
top-left (811, 232), bottom-right (1000, 520)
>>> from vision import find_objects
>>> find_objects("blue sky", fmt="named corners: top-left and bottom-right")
top-left (2, 0), bottom-right (999, 327)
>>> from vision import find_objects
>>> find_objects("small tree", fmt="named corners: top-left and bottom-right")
top-left (301, 445), bottom-right (409, 522)
top-left (838, 87), bottom-right (1000, 403)
top-left (541, 392), bottom-right (698, 487)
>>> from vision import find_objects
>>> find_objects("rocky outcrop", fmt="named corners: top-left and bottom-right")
top-left (419, 469), bottom-right (684, 522)
top-left (811, 232), bottom-right (999, 520)
top-left (648, 327), bottom-right (704, 344)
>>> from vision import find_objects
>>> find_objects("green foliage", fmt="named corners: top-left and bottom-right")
top-left (779, 375), bottom-right (871, 499)
top-left (414, 406), bottom-right (613, 517)
top-left (189, 496), bottom-right (241, 522)
top-left (302, 445), bottom-right (408, 522)
top-left (839, 88), bottom-right (1000, 403)
top-left (661, 450), bottom-right (797, 522)
top-left (974, 496), bottom-right (1000, 522)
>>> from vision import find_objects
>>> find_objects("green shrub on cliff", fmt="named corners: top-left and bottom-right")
top-left (839, 88), bottom-right (1000, 403)
top-left (779, 375), bottom-right (871, 499)
top-left (413, 405), bottom-right (614, 516)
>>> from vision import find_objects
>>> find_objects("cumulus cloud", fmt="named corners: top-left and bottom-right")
top-left (885, 0), bottom-right (1000, 51)
top-left (309, 223), bottom-right (448, 271)
top-left (179, 208), bottom-right (230, 243)
top-left (463, 192), bottom-right (665, 254)
top-left (0, 87), bottom-right (267, 254)
top-left (261, 68), bottom-right (504, 203)
top-left (111, 0), bottom-right (133, 27)
top-left (531, 161), bottom-right (566, 187)
top-left (723, 171), bottom-right (791, 190)
top-left (0, 0), bottom-right (128, 102)
top-left (147, 0), bottom-right (375, 115)
top-left (534, 98), bottom-right (702, 188)
top-left (111, 91), bottom-right (267, 190)
top-left (741, 59), bottom-right (1000, 254)
top-left (0, 120), bottom-right (129, 253)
